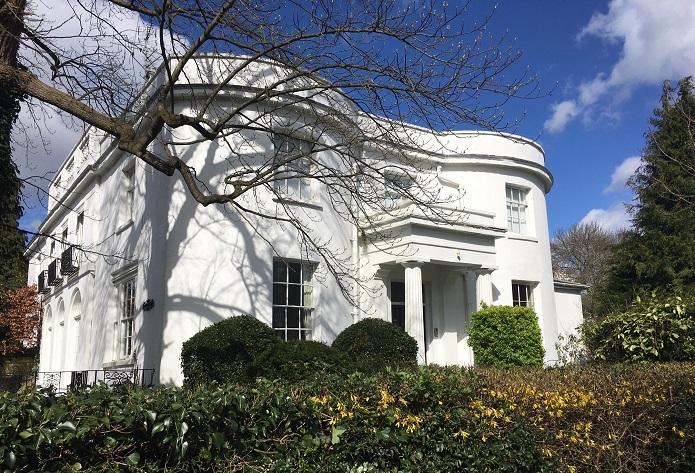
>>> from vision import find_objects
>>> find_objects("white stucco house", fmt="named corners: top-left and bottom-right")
top-left (26, 56), bottom-right (583, 387)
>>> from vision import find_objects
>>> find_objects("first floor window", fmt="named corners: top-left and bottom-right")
top-left (384, 174), bottom-right (413, 208)
top-left (120, 278), bottom-right (136, 357)
top-left (512, 282), bottom-right (533, 308)
top-left (506, 186), bottom-right (528, 234)
top-left (272, 259), bottom-right (313, 340)
top-left (121, 165), bottom-right (135, 224)
top-left (273, 134), bottom-right (313, 200)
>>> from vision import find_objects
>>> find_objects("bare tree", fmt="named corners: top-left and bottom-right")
top-left (551, 222), bottom-right (620, 287)
top-left (1, 0), bottom-right (547, 298)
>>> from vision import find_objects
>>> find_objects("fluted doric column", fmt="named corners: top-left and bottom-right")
top-left (402, 260), bottom-right (426, 364)
top-left (474, 270), bottom-right (493, 310)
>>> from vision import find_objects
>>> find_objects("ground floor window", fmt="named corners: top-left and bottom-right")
top-left (390, 281), bottom-right (426, 331)
top-left (120, 278), bottom-right (136, 357)
top-left (272, 259), bottom-right (313, 340)
top-left (512, 282), bottom-right (533, 308)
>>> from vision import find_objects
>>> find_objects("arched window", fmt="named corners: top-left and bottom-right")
top-left (41, 307), bottom-right (53, 372)
top-left (56, 299), bottom-right (66, 371)
top-left (68, 290), bottom-right (82, 370)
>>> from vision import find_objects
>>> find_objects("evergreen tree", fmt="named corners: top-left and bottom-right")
top-left (604, 77), bottom-right (695, 309)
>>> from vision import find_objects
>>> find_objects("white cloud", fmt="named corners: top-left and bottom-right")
top-left (603, 156), bottom-right (641, 194)
top-left (580, 203), bottom-right (631, 231)
top-left (543, 100), bottom-right (580, 133)
top-left (16, 1), bottom-right (180, 229)
top-left (545, 0), bottom-right (695, 133)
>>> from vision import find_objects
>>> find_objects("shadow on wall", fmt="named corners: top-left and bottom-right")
top-left (146, 138), bottom-right (293, 385)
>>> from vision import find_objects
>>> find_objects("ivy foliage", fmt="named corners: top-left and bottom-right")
top-left (584, 291), bottom-right (695, 362)
top-left (180, 315), bottom-right (278, 387)
top-left (0, 76), bottom-right (28, 294)
top-left (331, 317), bottom-right (418, 373)
top-left (468, 305), bottom-right (545, 366)
top-left (0, 367), bottom-right (555, 472)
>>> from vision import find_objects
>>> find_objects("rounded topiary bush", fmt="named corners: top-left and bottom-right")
top-left (181, 315), bottom-right (279, 387)
top-left (468, 305), bottom-right (545, 366)
top-left (332, 318), bottom-right (418, 373)
top-left (249, 340), bottom-right (351, 383)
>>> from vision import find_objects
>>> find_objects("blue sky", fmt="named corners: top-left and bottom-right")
top-left (482, 0), bottom-right (695, 235)
top-left (17, 0), bottom-right (695, 237)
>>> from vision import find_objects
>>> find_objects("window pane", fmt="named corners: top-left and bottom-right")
top-left (272, 307), bottom-right (285, 328)
top-left (300, 309), bottom-right (311, 329)
top-left (272, 283), bottom-right (286, 305)
top-left (287, 307), bottom-right (300, 328)
top-left (288, 263), bottom-right (302, 283)
top-left (391, 281), bottom-right (405, 303)
top-left (287, 330), bottom-right (300, 340)
top-left (288, 284), bottom-right (301, 305)
top-left (273, 261), bottom-right (287, 282)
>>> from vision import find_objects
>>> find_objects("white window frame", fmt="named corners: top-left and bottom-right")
top-left (76, 212), bottom-right (84, 246)
top-left (506, 185), bottom-right (529, 234)
top-left (121, 164), bottom-right (136, 225)
top-left (272, 134), bottom-right (313, 200)
top-left (111, 263), bottom-right (138, 361)
top-left (119, 277), bottom-right (137, 358)
top-left (272, 259), bottom-right (314, 341)
top-left (384, 173), bottom-right (413, 208)
top-left (512, 282), bottom-right (534, 308)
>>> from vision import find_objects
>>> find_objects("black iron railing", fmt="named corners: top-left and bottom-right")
top-left (38, 270), bottom-right (50, 294)
top-left (47, 259), bottom-right (62, 286)
top-left (37, 368), bottom-right (156, 392)
top-left (60, 246), bottom-right (79, 276)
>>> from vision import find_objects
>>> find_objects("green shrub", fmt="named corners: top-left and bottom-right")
top-left (181, 315), bottom-right (278, 387)
top-left (249, 340), bottom-right (351, 383)
top-left (652, 386), bottom-right (695, 472)
top-left (467, 305), bottom-right (545, 366)
top-left (0, 367), bottom-right (556, 472)
top-left (332, 318), bottom-right (418, 373)
top-left (585, 290), bottom-right (695, 362)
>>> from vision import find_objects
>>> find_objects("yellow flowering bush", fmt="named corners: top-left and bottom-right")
top-left (478, 363), bottom-right (695, 473)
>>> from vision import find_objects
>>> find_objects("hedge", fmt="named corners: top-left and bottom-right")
top-left (249, 340), bottom-right (352, 383)
top-left (468, 305), bottom-right (545, 366)
top-left (3, 363), bottom-right (694, 472)
top-left (0, 367), bottom-right (555, 472)
top-left (331, 317), bottom-right (418, 373)
top-left (180, 315), bottom-right (278, 387)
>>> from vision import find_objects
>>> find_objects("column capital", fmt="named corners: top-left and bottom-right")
top-left (373, 264), bottom-right (392, 280)
top-left (400, 259), bottom-right (427, 269)
top-left (473, 266), bottom-right (498, 276)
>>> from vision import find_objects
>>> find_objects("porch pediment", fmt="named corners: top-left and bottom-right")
top-left (360, 203), bottom-right (503, 267)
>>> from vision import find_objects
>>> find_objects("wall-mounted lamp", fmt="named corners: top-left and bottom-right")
top-left (142, 299), bottom-right (155, 311)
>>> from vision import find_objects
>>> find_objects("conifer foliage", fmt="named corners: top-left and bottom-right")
top-left (606, 77), bottom-right (695, 305)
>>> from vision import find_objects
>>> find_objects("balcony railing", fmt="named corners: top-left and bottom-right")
top-left (38, 368), bottom-right (156, 393)
top-left (47, 259), bottom-right (62, 286)
top-left (38, 270), bottom-right (51, 295)
top-left (60, 246), bottom-right (79, 276)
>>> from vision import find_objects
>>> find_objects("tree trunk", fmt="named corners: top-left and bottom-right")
top-left (0, 0), bottom-right (25, 67)
top-left (0, 0), bottom-right (28, 290)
